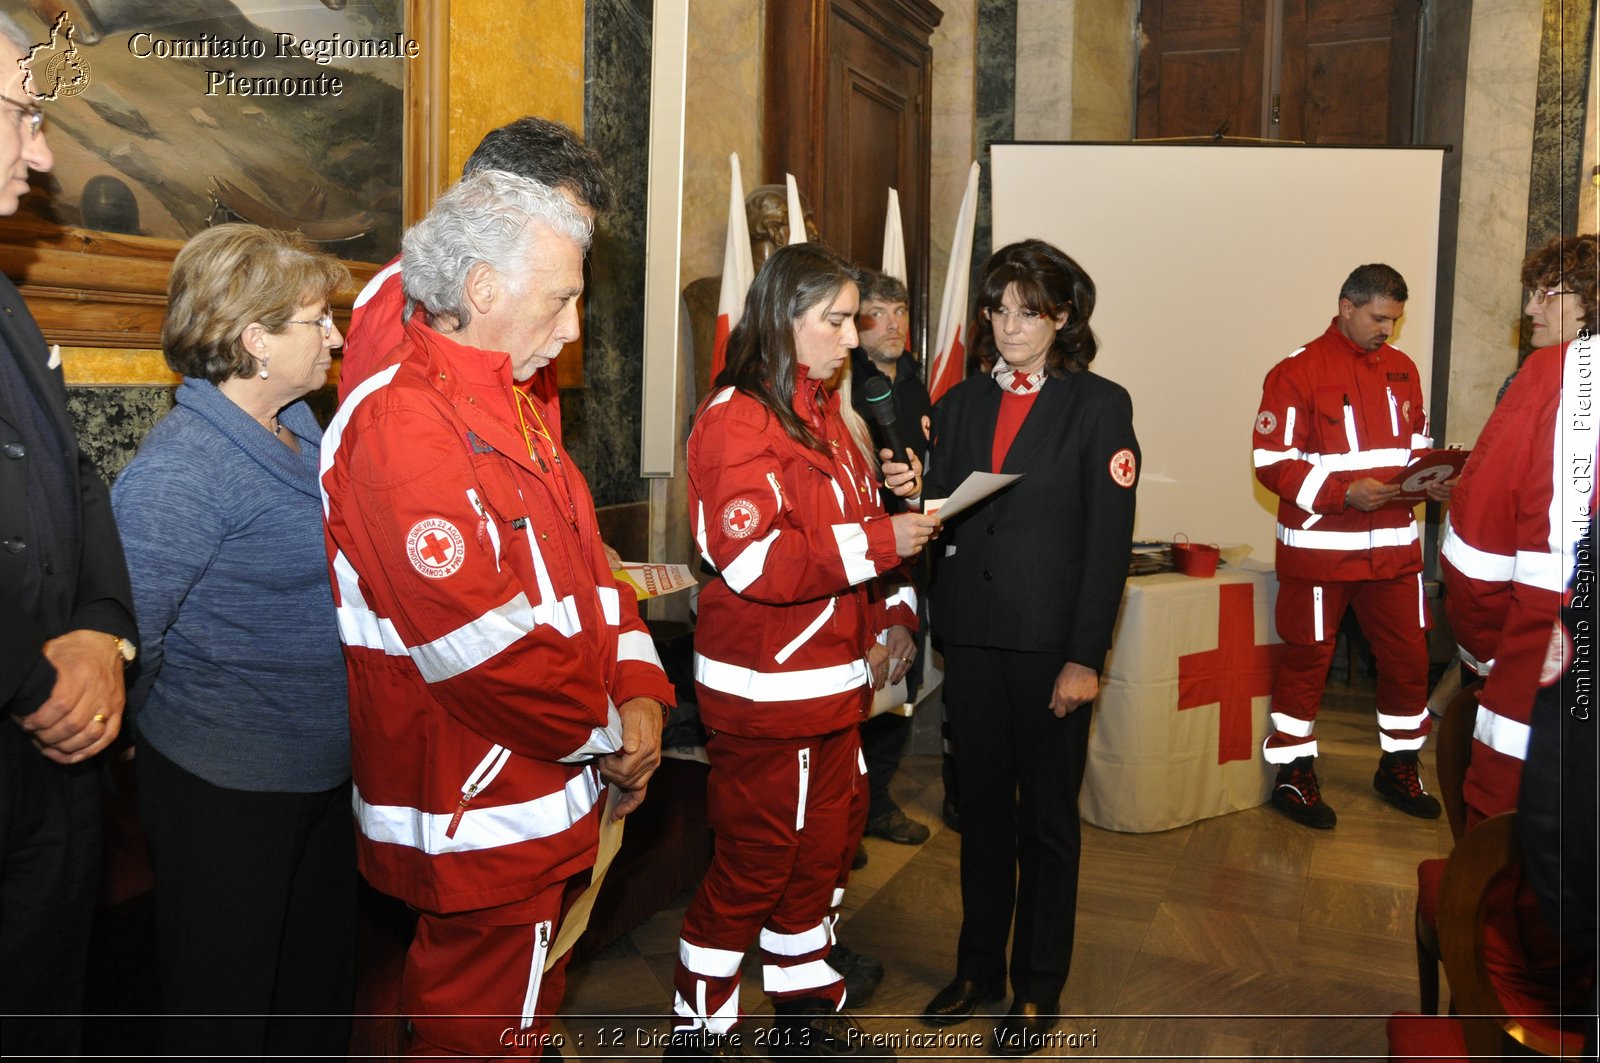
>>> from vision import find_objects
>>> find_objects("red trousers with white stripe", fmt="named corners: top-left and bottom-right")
top-left (403, 876), bottom-right (582, 1059)
top-left (672, 727), bottom-right (863, 1033)
top-left (1264, 574), bottom-right (1433, 763)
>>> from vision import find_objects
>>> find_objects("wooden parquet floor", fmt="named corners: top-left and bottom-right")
top-left (557, 675), bottom-right (1454, 1061)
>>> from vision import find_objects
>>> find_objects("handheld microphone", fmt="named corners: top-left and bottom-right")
top-left (861, 376), bottom-right (912, 465)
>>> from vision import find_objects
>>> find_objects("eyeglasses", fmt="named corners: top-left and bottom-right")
top-left (0, 95), bottom-right (44, 139)
top-left (1529, 288), bottom-right (1575, 306)
top-left (286, 312), bottom-right (335, 339)
top-left (983, 306), bottom-right (1047, 326)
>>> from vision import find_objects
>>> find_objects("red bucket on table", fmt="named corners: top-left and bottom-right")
top-left (1171, 534), bottom-right (1219, 578)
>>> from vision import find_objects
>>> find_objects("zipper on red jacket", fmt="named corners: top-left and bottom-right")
top-left (445, 744), bottom-right (510, 839)
top-left (445, 787), bottom-right (476, 839)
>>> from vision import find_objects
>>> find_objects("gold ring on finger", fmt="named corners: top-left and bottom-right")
top-left (93, 713), bottom-right (108, 723)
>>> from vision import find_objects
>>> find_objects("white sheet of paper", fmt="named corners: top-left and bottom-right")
top-left (923, 471), bottom-right (1023, 522)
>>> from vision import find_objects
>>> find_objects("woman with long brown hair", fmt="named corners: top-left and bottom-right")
top-left (666, 243), bottom-right (936, 1057)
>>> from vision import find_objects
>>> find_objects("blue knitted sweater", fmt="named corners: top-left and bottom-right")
top-left (112, 379), bottom-right (348, 791)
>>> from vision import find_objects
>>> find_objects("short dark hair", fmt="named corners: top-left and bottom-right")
top-left (717, 243), bottom-right (862, 453)
top-left (1521, 234), bottom-right (1598, 333)
top-left (974, 239), bottom-right (1098, 375)
top-left (463, 117), bottom-right (614, 215)
top-left (856, 269), bottom-right (908, 309)
top-left (1339, 263), bottom-right (1408, 307)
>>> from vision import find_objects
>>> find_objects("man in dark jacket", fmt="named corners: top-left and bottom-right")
top-left (849, 269), bottom-right (934, 846)
top-left (0, 13), bottom-right (138, 1056)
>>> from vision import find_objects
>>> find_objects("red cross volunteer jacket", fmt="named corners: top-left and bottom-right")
top-left (1441, 337), bottom-right (1597, 818)
top-left (689, 378), bottom-right (917, 740)
top-left (320, 320), bottom-right (674, 914)
top-left (1253, 319), bottom-right (1431, 582)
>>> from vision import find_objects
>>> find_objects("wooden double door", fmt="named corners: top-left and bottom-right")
top-left (1137, 0), bottom-right (1422, 144)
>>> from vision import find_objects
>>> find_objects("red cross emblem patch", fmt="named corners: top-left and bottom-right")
top-left (406, 518), bottom-right (466, 579)
top-left (1255, 410), bottom-right (1278, 436)
top-left (1109, 448), bottom-right (1137, 488)
top-left (722, 498), bottom-right (761, 539)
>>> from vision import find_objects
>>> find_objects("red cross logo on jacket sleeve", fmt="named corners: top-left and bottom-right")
top-left (722, 498), bottom-right (761, 539)
top-left (406, 518), bottom-right (467, 578)
top-left (1109, 449), bottom-right (1137, 488)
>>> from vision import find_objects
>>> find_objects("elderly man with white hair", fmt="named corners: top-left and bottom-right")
top-left (321, 169), bottom-right (673, 1057)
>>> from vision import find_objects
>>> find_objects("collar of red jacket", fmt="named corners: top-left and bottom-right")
top-left (1322, 316), bottom-right (1387, 364)
top-left (401, 316), bottom-right (525, 411)
top-left (790, 368), bottom-right (834, 431)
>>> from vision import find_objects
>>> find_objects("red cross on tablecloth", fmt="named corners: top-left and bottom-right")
top-left (419, 531), bottom-right (454, 565)
top-left (1177, 582), bottom-right (1278, 764)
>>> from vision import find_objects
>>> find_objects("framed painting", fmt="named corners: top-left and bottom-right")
top-left (0, 0), bottom-right (448, 360)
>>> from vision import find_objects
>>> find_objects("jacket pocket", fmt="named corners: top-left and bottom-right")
top-left (445, 743), bottom-right (511, 839)
top-left (774, 598), bottom-right (837, 664)
top-left (1313, 386), bottom-right (1356, 453)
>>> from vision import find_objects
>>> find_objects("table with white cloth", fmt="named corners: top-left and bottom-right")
top-left (1080, 562), bottom-right (1279, 833)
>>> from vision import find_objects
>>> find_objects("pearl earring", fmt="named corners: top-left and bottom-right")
top-left (258, 357), bottom-right (269, 380)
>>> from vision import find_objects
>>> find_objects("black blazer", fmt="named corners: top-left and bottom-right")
top-left (0, 275), bottom-right (135, 717)
top-left (925, 370), bottom-right (1139, 668)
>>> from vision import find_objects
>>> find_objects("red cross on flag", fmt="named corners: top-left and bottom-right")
top-left (1080, 567), bottom-right (1279, 832)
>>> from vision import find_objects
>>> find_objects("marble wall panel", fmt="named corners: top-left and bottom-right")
top-left (1446, 0), bottom-right (1545, 447)
top-left (572, 0), bottom-right (654, 508)
top-left (1525, 0), bottom-right (1594, 251)
top-left (1418, 4), bottom-right (1472, 443)
top-left (1583, 15), bottom-right (1600, 233)
top-left (680, 0), bottom-right (763, 289)
top-left (1071, 0), bottom-right (1135, 140)
top-left (974, 0), bottom-right (1019, 286)
top-left (1015, 0), bottom-right (1076, 141)
top-left (448, 0), bottom-right (585, 177)
top-left (928, 0), bottom-right (978, 343)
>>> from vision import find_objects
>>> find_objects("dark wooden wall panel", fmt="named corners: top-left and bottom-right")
top-left (765, 0), bottom-right (941, 350)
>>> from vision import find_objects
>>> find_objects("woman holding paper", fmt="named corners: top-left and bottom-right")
top-left (921, 239), bottom-right (1139, 1054)
top-left (665, 243), bottom-right (936, 1055)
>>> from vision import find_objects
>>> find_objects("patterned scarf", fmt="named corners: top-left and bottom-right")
top-left (991, 360), bottom-right (1045, 395)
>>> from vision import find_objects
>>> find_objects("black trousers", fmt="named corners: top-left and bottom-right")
top-left (943, 643), bottom-right (1092, 1006)
top-left (0, 724), bottom-right (102, 1059)
top-left (861, 712), bottom-right (912, 819)
top-left (136, 740), bottom-right (356, 1059)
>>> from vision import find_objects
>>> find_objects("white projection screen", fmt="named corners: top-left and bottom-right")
top-left (991, 143), bottom-right (1445, 563)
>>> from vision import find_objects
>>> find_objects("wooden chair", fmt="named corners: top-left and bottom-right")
top-left (1436, 812), bottom-right (1588, 1059)
top-left (1391, 811), bottom-right (1589, 1061)
top-left (1416, 679), bottom-right (1483, 1013)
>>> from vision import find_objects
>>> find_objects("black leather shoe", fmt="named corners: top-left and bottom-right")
top-left (921, 976), bottom-right (1005, 1026)
top-left (992, 1001), bottom-right (1059, 1056)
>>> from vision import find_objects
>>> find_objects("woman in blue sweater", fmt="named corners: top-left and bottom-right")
top-left (111, 224), bottom-right (353, 1059)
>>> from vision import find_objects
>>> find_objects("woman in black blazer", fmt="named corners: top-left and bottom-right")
top-left (921, 240), bottom-right (1139, 1055)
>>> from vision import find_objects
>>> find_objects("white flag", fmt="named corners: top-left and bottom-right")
top-left (928, 161), bottom-right (980, 405)
top-left (882, 187), bottom-right (907, 283)
top-left (711, 153), bottom-right (755, 383)
top-left (785, 173), bottom-right (807, 245)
